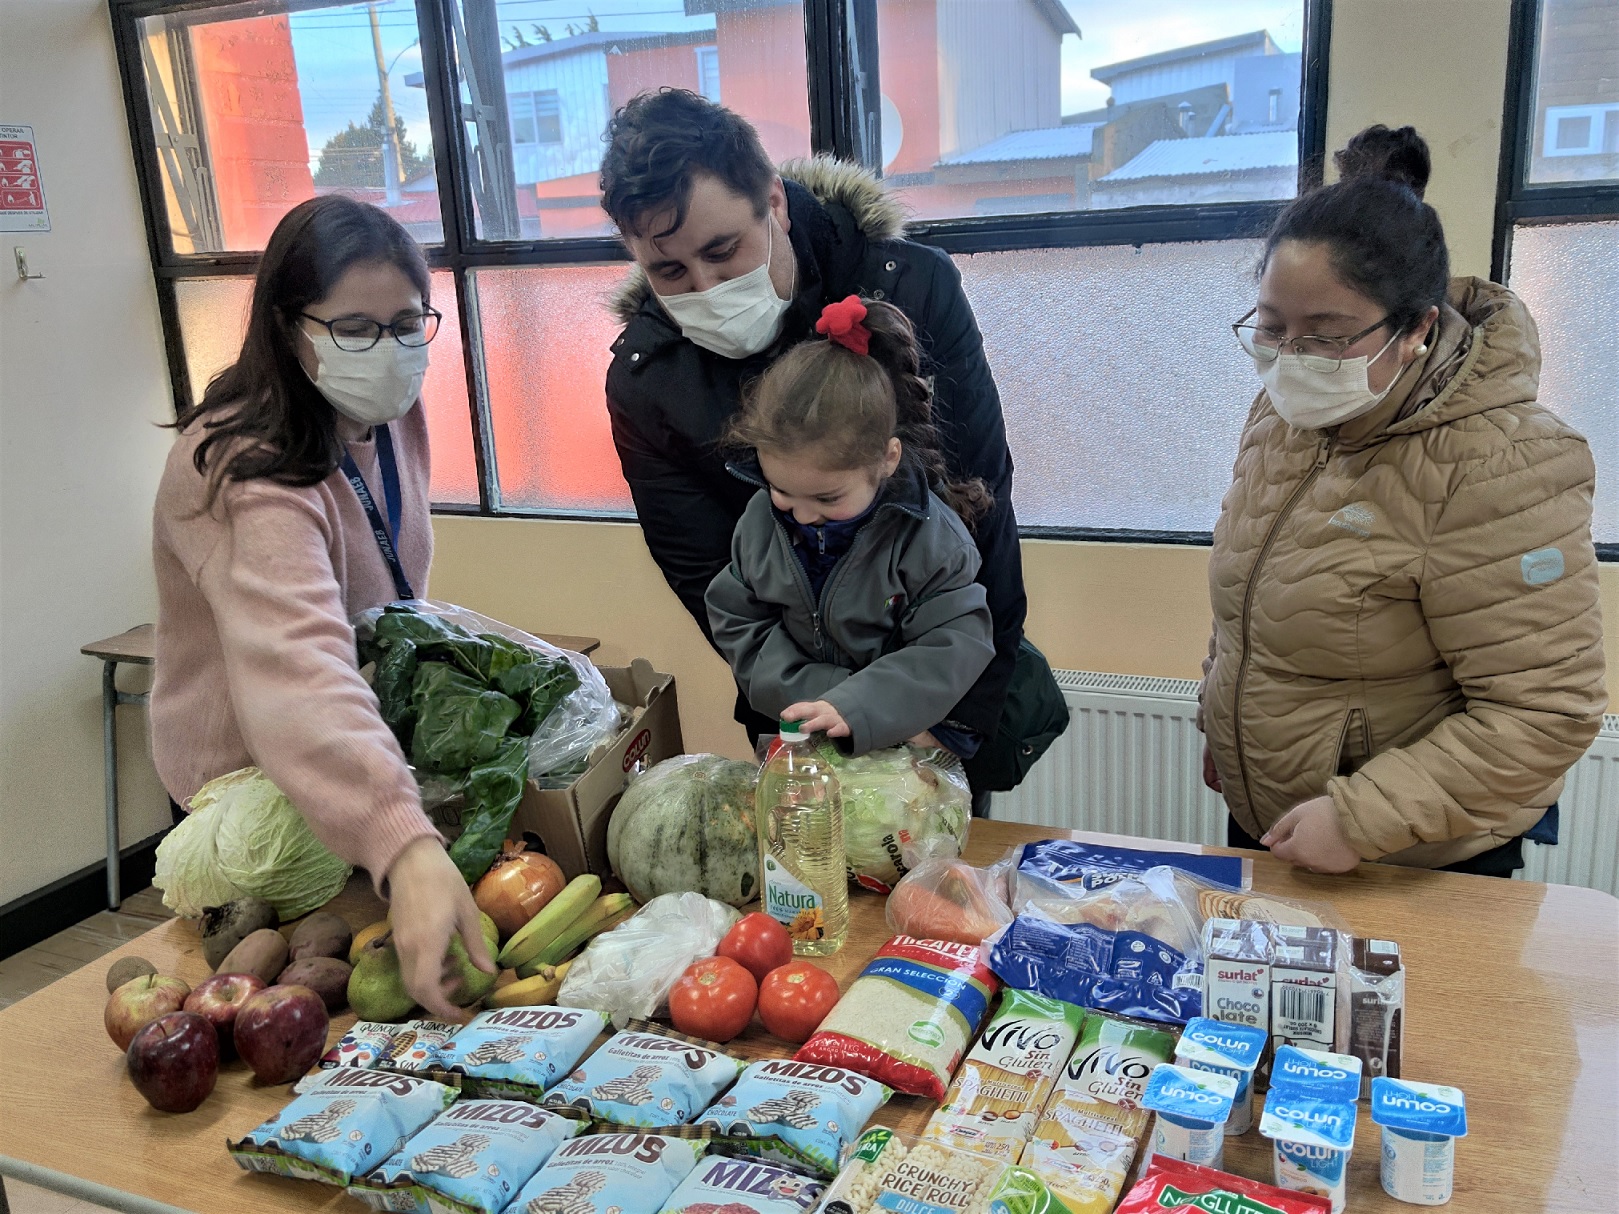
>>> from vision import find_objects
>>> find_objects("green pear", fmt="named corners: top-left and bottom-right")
top-left (448, 913), bottom-right (501, 1008)
top-left (346, 934), bottom-right (415, 1022)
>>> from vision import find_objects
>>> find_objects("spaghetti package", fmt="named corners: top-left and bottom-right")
top-left (922, 990), bottom-right (1085, 1160)
top-left (795, 937), bottom-right (999, 1101)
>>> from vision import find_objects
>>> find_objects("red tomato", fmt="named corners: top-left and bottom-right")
top-left (757, 961), bottom-right (840, 1043)
top-left (717, 913), bottom-right (794, 984)
top-left (669, 956), bottom-right (758, 1043)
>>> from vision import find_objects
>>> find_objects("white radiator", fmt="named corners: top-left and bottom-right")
top-left (991, 671), bottom-right (1619, 897)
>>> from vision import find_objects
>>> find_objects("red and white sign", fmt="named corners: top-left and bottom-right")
top-left (0, 125), bottom-right (49, 233)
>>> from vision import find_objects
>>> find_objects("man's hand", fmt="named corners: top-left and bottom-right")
top-left (1201, 742), bottom-right (1223, 793)
top-left (783, 700), bottom-right (850, 737)
top-left (1263, 796), bottom-right (1361, 874)
top-left (385, 837), bottom-right (497, 1021)
top-left (908, 730), bottom-right (942, 750)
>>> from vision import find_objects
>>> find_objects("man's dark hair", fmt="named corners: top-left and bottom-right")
top-left (599, 89), bottom-right (776, 239)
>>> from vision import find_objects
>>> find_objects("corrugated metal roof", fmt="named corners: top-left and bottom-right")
top-left (1098, 131), bottom-right (1297, 181)
top-left (940, 124), bottom-right (1102, 166)
top-left (1090, 30), bottom-right (1276, 83)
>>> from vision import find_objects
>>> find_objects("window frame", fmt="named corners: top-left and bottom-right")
top-left (1492, 0), bottom-right (1619, 561)
top-left (110, 0), bottom-right (1333, 542)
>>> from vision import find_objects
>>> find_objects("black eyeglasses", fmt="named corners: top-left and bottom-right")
top-left (1232, 307), bottom-right (1394, 372)
top-left (301, 308), bottom-right (442, 352)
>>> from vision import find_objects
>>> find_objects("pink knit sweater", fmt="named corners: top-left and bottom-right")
top-left (151, 406), bottom-right (441, 885)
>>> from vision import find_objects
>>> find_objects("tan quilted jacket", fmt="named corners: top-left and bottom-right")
top-left (1201, 277), bottom-right (1607, 868)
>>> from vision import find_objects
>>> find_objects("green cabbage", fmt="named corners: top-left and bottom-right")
top-left (817, 743), bottom-right (971, 891)
top-left (153, 767), bottom-right (352, 919)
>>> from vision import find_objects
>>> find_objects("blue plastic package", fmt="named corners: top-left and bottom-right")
top-left (544, 1021), bottom-right (744, 1127)
top-left (432, 1007), bottom-right (610, 1098)
top-left (352, 1099), bottom-right (581, 1214)
top-left (1016, 840), bottom-right (1245, 891)
top-left (696, 1060), bottom-right (890, 1177)
top-left (658, 1154), bottom-right (824, 1214)
top-left (507, 1131), bottom-right (705, 1214)
top-left (227, 1069), bottom-right (458, 1187)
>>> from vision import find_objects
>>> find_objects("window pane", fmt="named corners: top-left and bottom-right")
top-left (1526, 0), bottom-right (1619, 183)
top-left (174, 272), bottom-right (478, 506)
top-left (1508, 221), bottom-right (1619, 544)
top-left (956, 240), bottom-right (1263, 530)
top-left (475, 265), bottom-right (633, 513)
top-left (446, 0), bottom-right (810, 240)
top-left (139, 2), bottom-right (442, 253)
top-left (874, 0), bottom-right (1305, 222)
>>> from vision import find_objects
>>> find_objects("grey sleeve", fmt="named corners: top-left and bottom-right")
top-left (821, 529), bottom-right (995, 755)
top-left (705, 561), bottom-right (850, 719)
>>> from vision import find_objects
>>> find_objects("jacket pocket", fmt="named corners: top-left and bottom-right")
top-left (1335, 707), bottom-right (1372, 776)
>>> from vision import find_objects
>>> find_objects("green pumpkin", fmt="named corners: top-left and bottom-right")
top-left (607, 754), bottom-right (760, 907)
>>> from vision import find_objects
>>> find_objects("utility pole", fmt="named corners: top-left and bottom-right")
top-left (368, 4), bottom-right (403, 206)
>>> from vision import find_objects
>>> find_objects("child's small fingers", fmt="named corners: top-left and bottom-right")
top-left (827, 721), bottom-right (851, 737)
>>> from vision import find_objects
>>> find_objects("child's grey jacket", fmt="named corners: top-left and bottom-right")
top-left (705, 459), bottom-right (995, 755)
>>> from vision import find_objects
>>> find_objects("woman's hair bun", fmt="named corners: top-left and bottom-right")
top-left (1334, 124), bottom-right (1431, 198)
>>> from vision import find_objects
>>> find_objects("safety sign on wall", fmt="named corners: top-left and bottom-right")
top-left (0, 125), bottom-right (50, 233)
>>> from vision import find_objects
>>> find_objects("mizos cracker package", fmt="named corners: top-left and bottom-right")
top-left (658, 1154), bottom-right (824, 1214)
top-left (545, 1021), bottom-right (744, 1127)
top-left (697, 1060), bottom-right (890, 1177)
top-left (227, 1069), bottom-right (458, 1187)
top-left (507, 1131), bottom-right (705, 1214)
top-left (433, 1007), bottom-right (610, 1099)
top-left (351, 1100), bottom-right (583, 1214)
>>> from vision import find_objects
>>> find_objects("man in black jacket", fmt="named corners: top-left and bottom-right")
top-left (600, 90), bottom-right (1025, 769)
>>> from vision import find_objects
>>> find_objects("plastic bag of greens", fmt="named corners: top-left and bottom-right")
top-left (815, 743), bottom-right (972, 893)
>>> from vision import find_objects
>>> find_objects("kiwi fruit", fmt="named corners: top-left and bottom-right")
top-left (105, 955), bottom-right (157, 993)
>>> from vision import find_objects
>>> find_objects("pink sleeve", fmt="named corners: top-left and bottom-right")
top-left (198, 479), bottom-right (441, 887)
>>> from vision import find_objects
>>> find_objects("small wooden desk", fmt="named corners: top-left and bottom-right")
top-left (2, 820), bottom-right (1614, 1212)
top-left (78, 626), bottom-right (602, 910)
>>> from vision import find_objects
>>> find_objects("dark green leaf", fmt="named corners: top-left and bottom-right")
top-left (498, 657), bottom-right (582, 734)
top-left (448, 738), bottom-right (529, 882)
top-left (409, 664), bottom-right (521, 772)
top-left (374, 639), bottom-right (420, 740)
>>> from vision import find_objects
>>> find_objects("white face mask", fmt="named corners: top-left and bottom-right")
top-left (307, 332), bottom-right (429, 426)
top-left (1254, 330), bottom-right (1405, 430)
top-left (657, 221), bottom-right (792, 360)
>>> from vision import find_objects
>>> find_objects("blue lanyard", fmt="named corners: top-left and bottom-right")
top-left (341, 424), bottom-right (415, 601)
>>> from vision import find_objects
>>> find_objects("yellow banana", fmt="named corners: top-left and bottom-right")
top-left (524, 893), bottom-right (637, 973)
top-left (497, 874), bottom-right (602, 970)
top-left (488, 960), bottom-right (572, 1007)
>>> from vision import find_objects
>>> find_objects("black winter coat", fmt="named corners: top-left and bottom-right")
top-left (605, 158), bottom-right (1026, 739)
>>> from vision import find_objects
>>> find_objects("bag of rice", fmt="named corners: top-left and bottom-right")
top-left (795, 937), bottom-right (998, 1101)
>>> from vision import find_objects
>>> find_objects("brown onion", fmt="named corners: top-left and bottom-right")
top-left (472, 840), bottom-right (567, 940)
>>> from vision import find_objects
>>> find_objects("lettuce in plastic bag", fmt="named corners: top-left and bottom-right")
top-left (817, 743), bottom-right (971, 893)
top-left (154, 767), bottom-right (352, 919)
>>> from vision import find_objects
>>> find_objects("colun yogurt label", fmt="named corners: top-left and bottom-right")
top-left (1370, 1079), bottom-right (1468, 1137)
top-left (1260, 1095), bottom-right (1357, 1214)
top-left (1174, 1017), bottom-right (1266, 1136)
top-left (1272, 1046), bottom-right (1363, 1104)
top-left (1142, 1065), bottom-right (1238, 1171)
top-left (1371, 1078), bottom-right (1468, 1206)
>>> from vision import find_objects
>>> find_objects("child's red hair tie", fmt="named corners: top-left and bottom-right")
top-left (816, 295), bottom-right (871, 356)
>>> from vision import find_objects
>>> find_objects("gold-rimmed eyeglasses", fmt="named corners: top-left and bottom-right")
top-left (1232, 307), bottom-right (1394, 373)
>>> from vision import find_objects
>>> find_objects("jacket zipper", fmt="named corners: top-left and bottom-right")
top-left (1232, 435), bottom-right (1335, 821)
top-left (770, 511), bottom-right (890, 663)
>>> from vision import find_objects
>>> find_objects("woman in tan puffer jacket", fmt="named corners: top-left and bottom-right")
top-left (1200, 125), bottom-right (1607, 876)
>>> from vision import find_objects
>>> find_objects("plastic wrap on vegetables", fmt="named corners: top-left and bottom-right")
top-left (812, 744), bottom-right (970, 894)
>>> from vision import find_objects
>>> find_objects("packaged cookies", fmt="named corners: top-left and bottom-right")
top-left (228, 1069), bottom-right (458, 1187)
top-left (507, 1131), bottom-right (705, 1214)
top-left (696, 1059), bottom-right (890, 1177)
top-left (433, 1007), bottom-right (610, 1100)
top-left (351, 1100), bottom-right (583, 1214)
top-left (657, 1155), bottom-right (824, 1214)
top-left (544, 1021), bottom-right (744, 1127)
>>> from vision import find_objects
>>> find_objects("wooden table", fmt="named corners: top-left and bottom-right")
top-left (2, 821), bottom-right (1614, 1213)
top-left (77, 626), bottom-right (602, 910)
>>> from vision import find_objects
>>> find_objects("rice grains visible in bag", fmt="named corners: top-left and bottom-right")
top-left (795, 937), bottom-right (999, 1101)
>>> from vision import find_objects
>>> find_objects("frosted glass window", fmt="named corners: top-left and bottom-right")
top-left (474, 265), bottom-right (634, 513)
top-left (955, 240), bottom-right (1263, 531)
top-left (1507, 221), bottom-right (1619, 545)
top-left (174, 271), bottom-right (479, 506)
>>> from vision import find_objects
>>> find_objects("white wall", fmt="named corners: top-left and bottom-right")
top-left (0, 0), bottom-right (174, 906)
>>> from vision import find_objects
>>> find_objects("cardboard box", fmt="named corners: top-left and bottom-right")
top-left (424, 660), bottom-right (683, 880)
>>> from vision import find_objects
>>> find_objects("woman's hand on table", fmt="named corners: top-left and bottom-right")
top-left (385, 836), bottom-right (497, 1021)
top-left (1262, 796), bottom-right (1361, 873)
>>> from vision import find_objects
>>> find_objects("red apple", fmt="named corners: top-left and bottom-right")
top-left (183, 972), bottom-right (266, 1054)
top-left (233, 984), bottom-right (329, 1084)
top-left (127, 1011), bottom-right (219, 1113)
top-left (105, 974), bottom-right (191, 1051)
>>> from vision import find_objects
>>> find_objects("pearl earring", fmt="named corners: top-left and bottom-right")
top-left (1414, 343), bottom-right (1429, 355)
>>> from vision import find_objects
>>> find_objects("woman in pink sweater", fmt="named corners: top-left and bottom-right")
top-left (151, 196), bottom-right (492, 1018)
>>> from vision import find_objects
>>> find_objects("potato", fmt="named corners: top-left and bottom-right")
top-left (217, 928), bottom-right (290, 985)
top-left (277, 956), bottom-right (353, 1012)
top-left (287, 912), bottom-right (353, 963)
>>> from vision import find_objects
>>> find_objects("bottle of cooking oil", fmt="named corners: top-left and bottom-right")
top-left (756, 719), bottom-right (848, 956)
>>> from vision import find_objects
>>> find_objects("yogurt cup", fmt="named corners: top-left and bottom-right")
top-left (1259, 1093), bottom-right (1358, 1214)
top-left (1371, 1077), bottom-right (1469, 1205)
top-left (1141, 1064), bottom-right (1238, 1171)
top-left (1173, 1017), bottom-right (1267, 1135)
top-left (1271, 1045), bottom-right (1363, 1104)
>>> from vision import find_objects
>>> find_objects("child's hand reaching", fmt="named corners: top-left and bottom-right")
top-left (784, 701), bottom-right (849, 737)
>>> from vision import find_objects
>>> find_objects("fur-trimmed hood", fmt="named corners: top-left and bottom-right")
top-left (608, 157), bottom-right (907, 322)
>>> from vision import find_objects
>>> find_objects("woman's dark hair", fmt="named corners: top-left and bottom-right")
top-left (1261, 124), bottom-right (1449, 334)
top-left (175, 194), bottom-right (429, 506)
top-left (728, 300), bottom-right (993, 527)
top-left (599, 89), bottom-right (776, 240)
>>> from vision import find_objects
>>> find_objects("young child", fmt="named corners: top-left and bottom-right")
top-left (705, 295), bottom-right (996, 757)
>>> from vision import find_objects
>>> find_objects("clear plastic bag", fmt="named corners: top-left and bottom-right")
top-left (555, 891), bottom-right (742, 1027)
top-left (829, 744), bottom-right (973, 893)
top-left (884, 856), bottom-right (1013, 945)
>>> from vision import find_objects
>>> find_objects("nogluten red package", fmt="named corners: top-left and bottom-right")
top-left (1116, 1155), bottom-right (1331, 1214)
